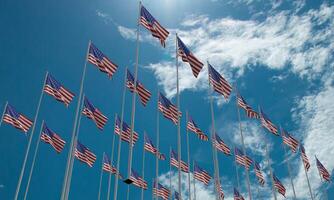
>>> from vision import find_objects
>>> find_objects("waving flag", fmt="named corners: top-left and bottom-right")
top-left (130, 169), bottom-right (148, 189)
top-left (82, 97), bottom-right (108, 130)
top-left (187, 115), bottom-right (208, 141)
top-left (259, 108), bottom-right (278, 135)
top-left (158, 93), bottom-right (182, 125)
top-left (273, 174), bottom-right (286, 197)
top-left (170, 150), bottom-right (189, 173)
top-left (140, 5), bottom-right (169, 47)
top-left (2, 104), bottom-right (33, 133)
top-left (254, 161), bottom-right (265, 186)
top-left (126, 69), bottom-right (151, 106)
top-left (234, 188), bottom-right (245, 200)
top-left (281, 129), bottom-right (299, 153)
top-left (44, 74), bottom-right (75, 106)
top-left (235, 148), bottom-right (252, 170)
top-left (208, 63), bottom-right (232, 99)
top-left (213, 134), bottom-right (231, 155)
top-left (114, 116), bottom-right (139, 146)
top-left (75, 141), bottom-right (96, 167)
top-left (88, 42), bottom-right (118, 78)
top-left (215, 180), bottom-right (225, 200)
top-left (144, 133), bottom-right (165, 160)
top-left (40, 122), bottom-right (65, 153)
top-left (300, 145), bottom-right (310, 171)
top-left (177, 36), bottom-right (203, 78)
top-left (316, 157), bottom-right (331, 182)
top-left (236, 94), bottom-right (259, 119)
top-left (103, 153), bottom-right (123, 179)
top-left (194, 162), bottom-right (211, 185)
top-left (153, 181), bottom-right (170, 200)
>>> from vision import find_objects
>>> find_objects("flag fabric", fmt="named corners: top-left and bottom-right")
top-left (259, 108), bottom-right (278, 135)
top-left (2, 104), bottom-right (33, 133)
top-left (177, 36), bottom-right (203, 78)
top-left (88, 42), bottom-right (118, 78)
top-left (40, 123), bottom-right (65, 153)
top-left (75, 141), bottom-right (96, 167)
top-left (44, 74), bottom-right (75, 106)
top-left (194, 162), bottom-right (211, 185)
top-left (170, 150), bottom-right (189, 173)
top-left (103, 153), bottom-right (123, 179)
top-left (173, 191), bottom-right (180, 200)
top-left (187, 115), bottom-right (208, 141)
top-left (215, 180), bottom-right (225, 200)
top-left (300, 145), bottom-right (310, 171)
top-left (208, 63), bottom-right (232, 99)
top-left (316, 157), bottom-right (331, 182)
top-left (213, 134), bottom-right (231, 155)
top-left (82, 97), bottom-right (108, 130)
top-left (114, 116), bottom-right (139, 146)
top-left (281, 129), bottom-right (299, 153)
top-left (144, 133), bottom-right (165, 160)
top-left (236, 94), bottom-right (259, 119)
top-left (254, 161), bottom-right (265, 186)
top-left (234, 148), bottom-right (252, 170)
top-left (140, 5), bottom-right (169, 47)
top-left (130, 169), bottom-right (148, 189)
top-left (158, 93), bottom-right (182, 125)
top-left (234, 188), bottom-right (245, 200)
top-left (273, 174), bottom-right (286, 197)
top-left (126, 69), bottom-right (152, 106)
top-left (153, 181), bottom-right (170, 200)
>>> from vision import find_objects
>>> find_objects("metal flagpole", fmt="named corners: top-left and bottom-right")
top-left (0, 101), bottom-right (8, 127)
top-left (14, 71), bottom-right (48, 200)
top-left (300, 152), bottom-right (314, 200)
top-left (175, 33), bottom-right (183, 200)
top-left (98, 153), bottom-right (105, 200)
top-left (152, 178), bottom-right (155, 200)
top-left (235, 89), bottom-right (252, 200)
top-left (23, 120), bottom-right (45, 200)
top-left (234, 149), bottom-right (241, 191)
top-left (155, 89), bottom-right (160, 200)
top-left (141, 131), bottom-right (146, 200)
top-left (113, 67), bottom-right (128, 200)
top-left (186, 111), bottom-right (191, 200)
top-left (279, 126), bottom-right (297, 200)
top-left (107, 122), bottom-right (117, 200)
top-left (192, 160), bottom-right (196, 200)
top-left (315, 156), bottom-right (329, 200)
top-left (169, 147), bottom-right (172, 200)
top-left (61, 41), bottom-right (90, 200)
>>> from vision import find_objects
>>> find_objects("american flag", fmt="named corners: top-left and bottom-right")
top-left (254, 161), bottom-right (265, 186)
top-left (130, 168), bottom-right (148, 189)
top-left (126, 69), bottom-right (152, 106)
top-left (236, 94), bottom-right (259, 119)
top-left (215, 180), bottom-right (225, 200)
top-left (114, 116), bottom-right (139, 146)
top-left (140, 5), bottom-right (169, 47)
top-left (316, 157), bottom-right (331, 182)
top-left (103, 153), bottom-right (123, 179)
top-left (82, 97), bottom-right (108, 130)
top-left (88, 42), bottom-right (118, 78)
top-left (259, 108), bottom-right (278, 135)
top-left (234, 148), bottom-right (252, 170)
top-left (194, 162), bottom-right (211, 185)
top-left (170, 149), bottom-right (189, 173)
top-left (300, 145), bottom-right (310, 171)
top-left (44, 74), bottom-right (75, 106)
top-left (177, 36), bottom-right (203, 78)
top-left (187, 115), bottom-right (208, 141)
top-left (273, 173), bottom-right (286, 197)
top-left (153, 181), bottom-right (170, 200)
top-left (173, 191), bottom-right (180, 200)
top-left (75, 141), bottom-right (96, 167)
top-left (158, 93), bottom-right (182, 125)
top-left (40, 122), bottom-right (65, 153)
top-left (234, 188), bottom-right (245, 200)
top-left (144, 133), bottom-right (165, 160)
top-left (213, 134), bottom-right (231, 155)
top-left (208, 63), bottom-right (232, 99)
top-left (281, 129), bottom-right (299, 153)
top-left (2, 104), bottom-right (33, 133)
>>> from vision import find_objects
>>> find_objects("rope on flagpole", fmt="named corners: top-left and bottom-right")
top-left (315, 155), bottom-right (329, 200)
top-left (0, 101), bottom-right (8, 127)
top-left (300, 150), bottom-right (314, 200)
top-left (107, 121), bottom-right (117, 200)
top-left (141, 131), bottom-right (146, 200)
top-left (98, 153), bottom-right (105, 200)
top-left (23, 120), bottom-right (44, 200)
top-left (14, 71), bottom-right (48, 200)
top-left (193, 160), bottom-right (196, 200)
top-left (186, 111), bottom-right (191, 200)
top-left (155, 89), bottom-right (160, 200)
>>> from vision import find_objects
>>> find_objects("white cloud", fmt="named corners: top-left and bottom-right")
top-left (117, 26), bottom-right (137, 41)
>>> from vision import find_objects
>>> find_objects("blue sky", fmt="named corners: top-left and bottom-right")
top-left (0, 0), bottom-right (333, 199)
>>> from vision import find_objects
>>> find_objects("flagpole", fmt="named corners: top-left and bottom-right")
top-left (23, 120), bottom-right (44, 200)
top-left (98, 153), bottom-right (105, 200)
top-left (169, 147), bottom-right (172, 200)
top-left (14, 71), bottom-right (48, 200)
top-left (0, 101), bottom-right (8, 127)
top-left (235, 88), bottom-right (252, 200)
top-left (265, 143), bottom-right (277, 200)
top-left (154, 89), bottom-right (160, 200)
top-left (300, 151), bottom-right (314, 200)
top-left (141, 131), bottom-right (146, 200)
top-left (279, 126), bottom-right (297, 200)
top-left (234, 149), bottom-right (241, 191)
top-left (186, 111), bottom-right (191, 200)
top-left (315, 156), bottom-right (329, 200)
top-left (113, 67), bottom-right (128, 200)
top-left (192, 160), bottom-right (196, 200)
top-left (61, 40), bottom-right (90, 200)
top-left (107, 118), bottom-right (117, 200)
